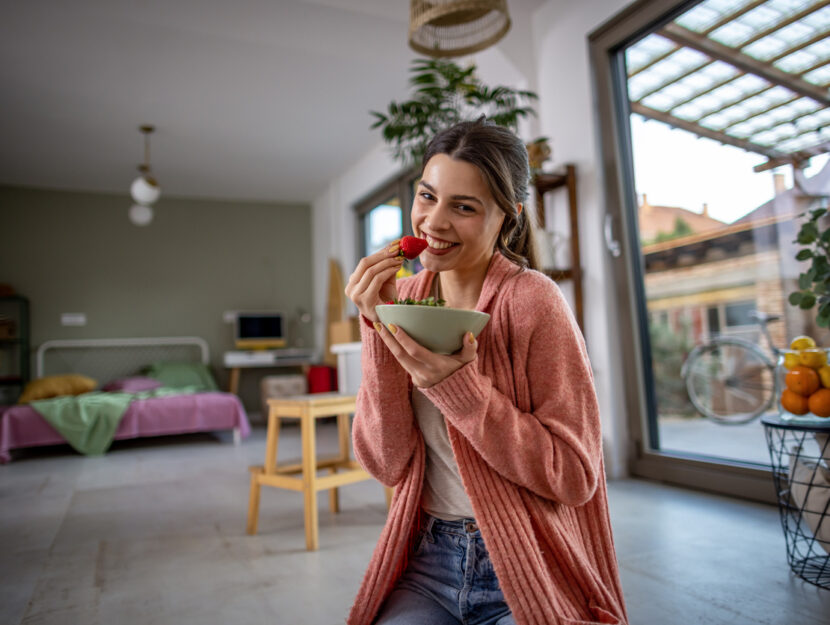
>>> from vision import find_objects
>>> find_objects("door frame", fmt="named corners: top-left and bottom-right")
top-left (588, 0), bottom-right (776, 504)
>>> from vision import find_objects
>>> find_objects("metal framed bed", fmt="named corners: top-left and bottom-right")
top-left (1, 336), bottom-right (250, 462)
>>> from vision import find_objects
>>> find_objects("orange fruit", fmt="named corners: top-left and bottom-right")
top-left (808, 389), bottom-right (830, 418)
top-left (782, 389), bottom-right (810, 415)
top-left (799, 348), bottom-right (828, 369)
top-left (785, 365), bottom-right (821, 396)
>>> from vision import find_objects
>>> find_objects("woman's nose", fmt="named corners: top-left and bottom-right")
top-left (424, 202), bottom-right (451, 230)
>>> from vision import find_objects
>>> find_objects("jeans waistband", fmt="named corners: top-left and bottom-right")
top-left (424, 512), bottom-right (480, 536)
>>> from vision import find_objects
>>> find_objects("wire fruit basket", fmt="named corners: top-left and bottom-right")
top-left (762, 413), bottom-right (830, 589)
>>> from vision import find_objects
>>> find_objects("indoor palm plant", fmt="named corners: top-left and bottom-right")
top-left (370, 58), bottom-right (546, 168)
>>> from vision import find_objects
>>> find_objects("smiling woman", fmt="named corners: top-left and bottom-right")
top-left (344, 118), bottom-right (629, 625)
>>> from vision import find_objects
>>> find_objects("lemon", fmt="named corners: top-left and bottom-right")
top-left (790, 335), bottom-right (817, 350)
top-left (819, 365), bottom-right (830, 388)
top-left (799, 348), bottom-right (828, 369)
top-left (783, 350), bottom-right (802, 370)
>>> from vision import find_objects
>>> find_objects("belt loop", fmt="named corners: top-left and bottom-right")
top-left (424, 514), bottom-right (437, 542)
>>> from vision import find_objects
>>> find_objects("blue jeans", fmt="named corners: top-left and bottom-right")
top-left (374, 513), bottom-right (516, 625)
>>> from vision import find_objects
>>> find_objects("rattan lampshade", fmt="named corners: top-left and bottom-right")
top-left (409, 0), bottom-right (511, 58)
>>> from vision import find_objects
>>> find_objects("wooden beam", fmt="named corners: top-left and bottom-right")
top-left (667, 71), bottom-right (746, 113)
top-left (697, 54), bottom-right (826, 120)
top-left (631, 102), bottom-right (781, 158)
top-left (736, 1), bottom-right (830, 50)
top-left (752, 141), bottom-right (830, 172)
top-left (718, 94), bottom-right (801, 132)
top-left (740, 105), bottom-right (825, 139)
top-left (666, 29), bottom-right (828, 114)
top-left (627, 0), bottom-right (768, 79)
top-left (659, 22), bottom-right (830, 106)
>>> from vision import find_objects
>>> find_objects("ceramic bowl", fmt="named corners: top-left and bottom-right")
top-left (375, 304), bottom-right (490, 354)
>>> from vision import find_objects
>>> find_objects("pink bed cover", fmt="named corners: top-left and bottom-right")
top-left (0, 391), bottom-right (251, 463)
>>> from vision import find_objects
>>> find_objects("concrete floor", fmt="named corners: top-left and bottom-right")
top-left (2, 421), bottom-right (830, 625)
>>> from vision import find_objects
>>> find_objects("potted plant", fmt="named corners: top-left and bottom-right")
top-left (370, 58), bottom-right (546, 168)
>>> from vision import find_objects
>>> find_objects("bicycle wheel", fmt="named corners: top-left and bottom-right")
top-left (683, 338), bottom-right (776, 425)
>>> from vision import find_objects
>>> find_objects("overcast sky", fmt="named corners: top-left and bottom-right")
top-left (630, 114), bottom-right (827, 224)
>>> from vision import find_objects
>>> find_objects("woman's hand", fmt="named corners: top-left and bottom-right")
top-left (345, 241), bottom-right (404, 323)
top-left (373, 322), bottom-right (478, 388)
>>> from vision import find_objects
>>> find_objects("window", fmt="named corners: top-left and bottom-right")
top-left (355, 167), bottom-right (420, 257)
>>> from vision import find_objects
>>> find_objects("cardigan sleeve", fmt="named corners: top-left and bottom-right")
top-left (351, 301), bottom-right (420, 488)
top-left (419, 273), bottom-right (602, 506)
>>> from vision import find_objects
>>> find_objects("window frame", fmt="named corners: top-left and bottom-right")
top-left (354, 166), bottom-right (421, 259)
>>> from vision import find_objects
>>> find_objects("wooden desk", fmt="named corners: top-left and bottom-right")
top-left (224, 349), bottom-right (316, 395)
top-left (246, 393), bottom-right (387, 550)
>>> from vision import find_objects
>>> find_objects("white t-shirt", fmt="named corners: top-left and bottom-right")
top-left (412, 386), bottom-right (475, 520)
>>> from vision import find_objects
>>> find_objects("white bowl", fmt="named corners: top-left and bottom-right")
top-left (375, 304), bottom-right (490, 354)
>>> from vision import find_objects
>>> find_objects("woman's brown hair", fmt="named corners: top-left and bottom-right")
top-left (421, 117), bottom-right (540, 270)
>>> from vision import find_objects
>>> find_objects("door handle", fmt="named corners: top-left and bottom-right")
top-left (604, 214), bottom-right (621, 258)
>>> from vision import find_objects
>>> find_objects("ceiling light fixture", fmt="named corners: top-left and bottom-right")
top-left (129, 124), bottom-right (160, 226)
top-left (408, 0), bottom-right (511, 58)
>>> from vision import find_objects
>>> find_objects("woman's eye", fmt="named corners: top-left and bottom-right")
top-left (457, 204), bottom-right (475, 213)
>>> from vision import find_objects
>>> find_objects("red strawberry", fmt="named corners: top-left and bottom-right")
top-left (399, 236), bottom-right (428, 260)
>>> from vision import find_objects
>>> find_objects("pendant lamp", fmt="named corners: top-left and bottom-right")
top-left (408, 0), bottom-right (511, 58)
top-left (129, 125), bottom-right (160, 226)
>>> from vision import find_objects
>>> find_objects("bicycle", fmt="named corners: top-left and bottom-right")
top-left (680, 311), bottom-right (783, 425)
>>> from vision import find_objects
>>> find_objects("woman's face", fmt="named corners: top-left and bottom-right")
top-left (411, 154), bottom-right (506, 275)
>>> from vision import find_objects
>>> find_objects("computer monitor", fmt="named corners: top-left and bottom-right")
top-left (234, 312), bottom-right (286, 349)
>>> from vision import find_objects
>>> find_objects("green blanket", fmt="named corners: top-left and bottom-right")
top-left (30, 387), bottom-right (198, 456)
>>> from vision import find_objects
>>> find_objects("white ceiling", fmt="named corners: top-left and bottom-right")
top-left (0, 0), bottom-right (544, 204)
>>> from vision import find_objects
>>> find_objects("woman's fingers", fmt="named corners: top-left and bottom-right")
top-left (384, 324), bottom-right (436, 363)
top-left (455, 332), bottom-right (478, 364)
top-left (345, 242), bottom-right (400, 293)
top-left (352, 257), bottom-right (402, 303)
top-left (345, 254), bottom-right (402, 313)
top-left (376, 324), bottom-right (479, 388)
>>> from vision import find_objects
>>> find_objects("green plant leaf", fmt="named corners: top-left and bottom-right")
top-left (790, 291), bottom-right (803, 306)
top-left (796, 248), bottom-right (814, 261)
top-left (799, 272), bottom-right (813, 290)
top-left (370, 57), bottom-right (541, 171)
top-left (800, 292), bottom-right (817, 309)
top-left (798, 221), bottom-right (819, 244)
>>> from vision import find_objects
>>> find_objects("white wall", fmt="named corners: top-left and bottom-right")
top-left (312, 0), bottom-right (635, 478)
top-left (532, 0), bottom-right (634, 478)
top-left (311, 142), bottom-right (399, 352)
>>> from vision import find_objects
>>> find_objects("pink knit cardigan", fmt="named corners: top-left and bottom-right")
top-left (347, 252), bottom-right (628, 625)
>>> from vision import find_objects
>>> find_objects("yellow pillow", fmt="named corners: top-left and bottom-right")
top-left (18, 374), bottom-right (98, 404)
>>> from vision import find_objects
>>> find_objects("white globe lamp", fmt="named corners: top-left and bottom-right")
top-left (130, 174), bottom-right (160, 205)
top-left (128, 125), bottom-right (161, 226)
top-left (128, 203), bottom-right (154, 226)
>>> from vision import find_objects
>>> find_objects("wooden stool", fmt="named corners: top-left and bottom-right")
top-left (246, 392), bottom-right (387, 550)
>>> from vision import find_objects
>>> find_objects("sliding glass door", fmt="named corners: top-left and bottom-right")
top-left (591, 0), bottom-right (829, 500)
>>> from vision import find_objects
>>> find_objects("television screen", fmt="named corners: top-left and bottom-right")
top-left (237, 314), bottom-right (283, 340)
top-left (235, 313), bottom-right (285, 348)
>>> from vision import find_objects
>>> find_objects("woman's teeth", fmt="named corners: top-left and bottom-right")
top-left (426, 235), bottom-right (455, 250)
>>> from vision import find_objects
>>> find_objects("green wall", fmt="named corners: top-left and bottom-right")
top-left (0, 186), bottom-right (313, 414)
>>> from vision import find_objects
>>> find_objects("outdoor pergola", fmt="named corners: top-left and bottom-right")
top-left (626, 0), bottom-right (829, 172)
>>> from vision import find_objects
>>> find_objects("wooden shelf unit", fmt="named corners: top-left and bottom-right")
top-left (534, 164), bottom-right (584, 335)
